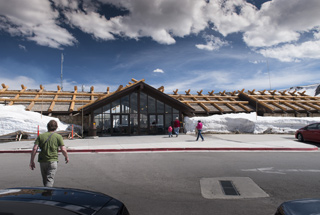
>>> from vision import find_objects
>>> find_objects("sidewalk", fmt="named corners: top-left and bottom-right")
top-left (0, 134), bottom-right (318, 153)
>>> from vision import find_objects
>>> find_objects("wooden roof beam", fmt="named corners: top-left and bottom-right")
top-left (69, 86), bottom-right (77, 112)
top-left (258, 90), bottom-right (267, 95)
top-left (203, 97), bottom-right (223, 113)
top-left (279, 90), bottom-right (287, 96)
top-left (282, 102), bottom-right (299, 111)
top-left (131, 78), bottom-right (145, 83)
top-left (252, 100), bottom-right (320, 103)
top-left (173, 89), bottom-right (178, 95)
top-left (228, 97), bottom-right (247, 112)
top-left (258, 101), bottom-right (275, 112)
top-left (8, 84), bottom-right (27, 105)
top-left (208, 90), bottom-right (214, 96)
top-left (158, 86), bottom-right (164, 92)
top-left (48, 86), bottom-right (61, 112)
top-left (1, 83), bottom-right (9, 92)
top-left (181, 101), bottom-right (249, 104)
top-left (302, 102), bottom-right (320, 111)
top-left (1, 98), bottom-right (92, 103)
top-left (288, 90), bottom-right (297, 96)
top-left (219, 90), bottom-right (226, 96)
top-left (248, 89), bottom-right (256, 95)
top-left (230, 91), bottom-right (237, 96)
top-left (185, 89), bottom-right (191, 95)
top-left (238, 89), bottom-right (245, 94)
top-left (115, 85), bottom-right (123, 92)
top-left (199, 103), bottom-right (210, 113)
top-left (197, 90), bottom-right (203, 96)
top-left (270, 101), bottom-right (287, 111)
top-left (237, 103), bottom-right (252, 112)
top-left (179, 96), bottom-right (193, 108)
top-left (226, 103), bottom-right (237, 112)
top-left (268, 90), bottom-right (277, 95)
top-left (211, 103), bottom-right (224, 113)
top-left (298, 91), bottom-right (307, 96)
top-left (26, 85), bottom-right (44, 111)
top-left (190, 97), bottom-right (209, 113)
top-left (90, 86), bottom-right (94, 100)
top-left (293, 102), bottom-right (311, 111)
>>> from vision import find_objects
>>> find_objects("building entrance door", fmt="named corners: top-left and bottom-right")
top-left (112, 114), bottom-right (129, 135)
top-left (149, 114), bottom-right (165, 135)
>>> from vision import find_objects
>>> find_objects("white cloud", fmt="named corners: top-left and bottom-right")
top-left (153, 69), bottom-right (164, 73)
top-left (18, 44), bottom-right (27, 51)
top-left (196, 34), bottom-right (229, 51)
top-left (0, 0), bottom-right (76, 49)
top-left (64, 10), bottom-right (118, 41)
top-left (259, 40), bottom-right (320, 62)
top-left (1, 0), bottom-right (320, 63)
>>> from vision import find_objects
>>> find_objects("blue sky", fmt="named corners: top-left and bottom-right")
top-left (0, 0), bottom-right (320, 94)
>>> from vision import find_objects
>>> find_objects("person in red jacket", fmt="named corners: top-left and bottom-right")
top-left (168, 126), bottom-right (173, 137)
top-left (196, 120), bottom-right (204, 141)
top-left (173, 117), bottom-right (180, 137)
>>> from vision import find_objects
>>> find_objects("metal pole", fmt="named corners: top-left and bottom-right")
top-left (266, 58), bottom-right (271, 90)
top-left (61, 53), bottom-right (64, 91)
top-left (82, 84), bottom-right (84, 137)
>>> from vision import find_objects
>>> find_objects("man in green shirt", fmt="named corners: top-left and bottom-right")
top-left (30, 120), bottom-right (69, 187)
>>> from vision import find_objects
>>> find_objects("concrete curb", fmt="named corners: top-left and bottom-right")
top-left (0, 147), bottom-right (318, 153)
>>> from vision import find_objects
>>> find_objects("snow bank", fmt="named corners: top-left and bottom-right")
top-left (1, 104), bottom-right (320, 136)
top-left (0, 104), bottom-right (68, 136)
top-left (184, 113), bottom-right (320, 134)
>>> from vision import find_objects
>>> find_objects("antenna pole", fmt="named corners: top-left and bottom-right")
top-left (266, 57), bottom-right (271, 90)
top-left (61, 53), bottom-right (64, 91)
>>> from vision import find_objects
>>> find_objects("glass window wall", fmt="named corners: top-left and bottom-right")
top-left (93, 91), bottom-right (180, 136)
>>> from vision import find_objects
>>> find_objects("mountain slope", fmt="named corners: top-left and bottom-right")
top-left (288, 83), bottom-right (320, 97)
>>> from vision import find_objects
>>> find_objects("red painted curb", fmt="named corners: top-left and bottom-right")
top-left (0, 147), bottom-right (318, 153)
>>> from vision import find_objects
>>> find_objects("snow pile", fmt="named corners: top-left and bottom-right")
top-left (184, 113), bottom-right (320, 134)
top-left (1, 104), bottom-right (320, 136)
top-left (0, 104), bottom-right (68, 136)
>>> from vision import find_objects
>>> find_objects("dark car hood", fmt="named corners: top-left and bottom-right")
top-left (280, 199), bottom-right (320, 215)
top-left (0, 187), bottom-right (114, 215)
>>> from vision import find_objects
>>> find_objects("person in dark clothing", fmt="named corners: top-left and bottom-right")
top-left (173, 117), bottom-right (180, 137)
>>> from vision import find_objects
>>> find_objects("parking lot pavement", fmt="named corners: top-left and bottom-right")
top-left (0, 134), bottom-right (318, 153)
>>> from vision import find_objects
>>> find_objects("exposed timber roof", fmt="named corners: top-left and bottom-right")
top-left (0, 79), bottom-right (320, 116)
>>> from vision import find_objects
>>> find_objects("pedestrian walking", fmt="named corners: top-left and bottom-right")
top-left (29, 120), bottom-right (69, 187)
top-left (173, 117), bottom-right (180, 137)
top-left (168, 126), bottom-right (173, 137)
top-left (196, 120), bottom-right (204, 141)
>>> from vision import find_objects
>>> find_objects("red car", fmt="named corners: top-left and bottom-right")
top-left (295, 123), bottom-right (320, 143)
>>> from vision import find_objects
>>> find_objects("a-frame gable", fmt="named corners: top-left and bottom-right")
top-left (81, 80), bottom-right (195, 116)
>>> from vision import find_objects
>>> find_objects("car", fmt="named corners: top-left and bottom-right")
top-left (275, 198), bottom-right (320, 215)
top-left (0, 187), bottom-right (130, 215)
top-left (295, 123), bottom-right (320, 143)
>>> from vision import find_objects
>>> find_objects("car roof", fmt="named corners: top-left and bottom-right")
top-left (0, 187), bottom-right (113, 215)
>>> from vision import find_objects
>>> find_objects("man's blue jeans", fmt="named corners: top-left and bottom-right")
top-left (174, 127), bottom-right (179, 136)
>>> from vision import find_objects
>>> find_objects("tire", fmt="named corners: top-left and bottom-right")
top-left (297, 133), bottom-right (304, 142)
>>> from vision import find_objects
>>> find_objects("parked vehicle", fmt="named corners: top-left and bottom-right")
top-left (295, 123), bottom-right (320, 143)
top-left (0, 187), bottom-right (130, 215)
top-left (275, 198), bottom-right (320, 215)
